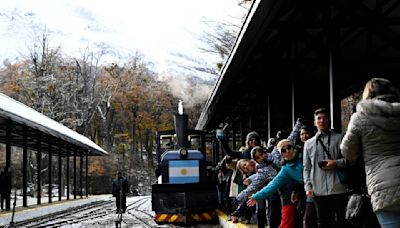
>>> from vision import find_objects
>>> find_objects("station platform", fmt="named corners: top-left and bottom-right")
top-left (0, 195), bottom-right (111, 227)
top-left (216, 209), bottom-right (259, 228)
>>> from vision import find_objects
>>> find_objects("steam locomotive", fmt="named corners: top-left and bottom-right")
top-left (151, 113), bottom-right (218, 224)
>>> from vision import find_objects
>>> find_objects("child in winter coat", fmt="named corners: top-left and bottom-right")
top-left (230, 172), bottom-right (257, 223)
top-left (233, 147), bottom-right (277, 225)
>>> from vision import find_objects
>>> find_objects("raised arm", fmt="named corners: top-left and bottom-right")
top-left (236, 167), bottom-right (277, 202)
top-left (288, 117), bottom-right (304, 145)
top-left (250, 168), bottom-right (289, 202)
top-left (219, 139), bottom-right (242, 159)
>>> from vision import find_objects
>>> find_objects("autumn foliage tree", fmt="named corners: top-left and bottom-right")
top-left (0, 35), bottom-right (188, 194)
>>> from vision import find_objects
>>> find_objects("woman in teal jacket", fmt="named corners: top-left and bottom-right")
top-left (247, 140), bottom-right (305, 228)
top-left (247, 139), bottom-right (303, 206)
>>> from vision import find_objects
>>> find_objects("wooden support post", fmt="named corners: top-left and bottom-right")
top-left (86, 152), bottom-right (89, 197)
top-left (58, 144), bottom-right (62, 201)
top-left (80, 153), bottom-right (83, 198)
top-left (48, 144), bottom-right (52, 203)
top-left (22, 130), bottom-right (27, 207)
top-left (37, 134), bottom-right (42, 205)
top-left (66, 149), bottom-right (70, 200)
top-left (6, 124), bottom-right (11, 210)
top-left (73, 150), bottom-right (77, 199)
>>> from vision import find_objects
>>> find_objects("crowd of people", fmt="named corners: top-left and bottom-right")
top-left (215, 78), bottom-right (400, 228)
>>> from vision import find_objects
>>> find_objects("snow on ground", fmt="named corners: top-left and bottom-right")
top-left (0, 195), bottom-right (222, 228)
top-left (0, 194), bottom-right (112, 227)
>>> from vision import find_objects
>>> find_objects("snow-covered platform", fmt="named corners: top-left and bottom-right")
top-left (0, 195), bottom-right (112, 227)
top-left (0, 195), bottom-right (257, 228)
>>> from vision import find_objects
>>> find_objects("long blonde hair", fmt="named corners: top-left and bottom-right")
top-left (362, 78), bottom-right (400, 101)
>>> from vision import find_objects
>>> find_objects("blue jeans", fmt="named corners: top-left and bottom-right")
top-left (376, 209), bottom-right (400, 228)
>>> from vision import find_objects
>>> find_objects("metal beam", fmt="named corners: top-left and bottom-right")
top-left (80, 153), bottom-right (83, 198)
top-left (37, 134), bottom-right (42, 205)
top-left (58, 144), bottom-right (62, 201)
top-left (48, 144), bottom-right (52, 203)
top-left (5, 123), bottom-right (11, 210)
top-left (22, 130), bottom-right (27, 207)
top-left (66, 149), bottom-right (70, 200)
top-left (6, 124), bottom-right (11, 168)
top-left (73, 150), bottom-right (77, 199)
top-left (86, 152), bottom-right (88, 198)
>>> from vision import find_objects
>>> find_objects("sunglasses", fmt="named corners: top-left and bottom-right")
top-left (249, 138), bottom-right (257, 142)
top-left (281, 145), bottom-right (293, 153)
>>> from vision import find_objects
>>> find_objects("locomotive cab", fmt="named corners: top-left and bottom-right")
top-left (159, 149), bottom-right (206, 184)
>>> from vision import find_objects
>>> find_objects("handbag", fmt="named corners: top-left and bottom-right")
top-left (345, 152), bottom-right (380, 227)
top-left (345, 193), bottom-right (374, 226)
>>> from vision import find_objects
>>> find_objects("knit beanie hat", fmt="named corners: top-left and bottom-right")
top-left (246, 131), bottom-right (259, 143)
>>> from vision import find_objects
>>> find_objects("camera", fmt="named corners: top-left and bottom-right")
top-left (318, 161), bottom-right (327, 168)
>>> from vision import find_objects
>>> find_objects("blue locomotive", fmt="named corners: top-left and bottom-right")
top-left (151, 113), bottom-right (218, 224)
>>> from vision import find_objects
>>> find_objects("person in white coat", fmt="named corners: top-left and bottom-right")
top-left (340, 78), bottom-right (400, 228)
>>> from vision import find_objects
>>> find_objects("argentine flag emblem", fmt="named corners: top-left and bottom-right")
top-left (169, 160), bottom-right (200, 183)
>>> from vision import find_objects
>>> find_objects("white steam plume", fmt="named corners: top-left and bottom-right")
top-left (161, 74), bottom-right (213, 109)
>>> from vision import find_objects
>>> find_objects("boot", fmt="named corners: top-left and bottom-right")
top-left (231, 216), bottom-right (238, 223)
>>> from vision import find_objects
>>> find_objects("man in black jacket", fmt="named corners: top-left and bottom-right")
top-left (112, 171), bottom-right (129, 213)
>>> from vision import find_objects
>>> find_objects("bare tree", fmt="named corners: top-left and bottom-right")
top-left (171, 2), bottom-right (251, 78)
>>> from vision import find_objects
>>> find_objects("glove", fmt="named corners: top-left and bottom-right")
top-left (298, 116), bottom-right (307, 123)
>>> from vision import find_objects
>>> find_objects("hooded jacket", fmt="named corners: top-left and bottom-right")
top-left (340, 98), bottom-right (400, 212)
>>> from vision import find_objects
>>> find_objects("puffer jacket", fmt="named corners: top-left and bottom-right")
top-left (340, 98), bottom-right (400, 212)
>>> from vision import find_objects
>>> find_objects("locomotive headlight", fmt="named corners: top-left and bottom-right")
top-left (179, 148), bottom-right (188, 159)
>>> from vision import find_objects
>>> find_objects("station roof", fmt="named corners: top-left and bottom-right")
top-left (196, 0), bottom-right (400, 135)
top-left (0, 93), bottom-right (108, 156)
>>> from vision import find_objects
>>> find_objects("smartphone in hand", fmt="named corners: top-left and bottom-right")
top-left (317, 160), bottom-right (328, 168)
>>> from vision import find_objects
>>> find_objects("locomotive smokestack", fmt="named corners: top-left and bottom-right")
top-left (174, 101), bottom-right (188, 149)
top-left (178, 100), bottom-right (184, 115)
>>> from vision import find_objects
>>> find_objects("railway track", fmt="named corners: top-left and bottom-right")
top-left (123, 196), bottom-right (158, 227)
top-left (3, 197), bottom-right (157, 228)
top-left (3, 196), bottom-right (219, 228)
top-left (5, 200), bottom-right (113, 228)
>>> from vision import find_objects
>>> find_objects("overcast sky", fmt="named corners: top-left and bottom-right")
top-left (0, 0), bottom-right (247, 76)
